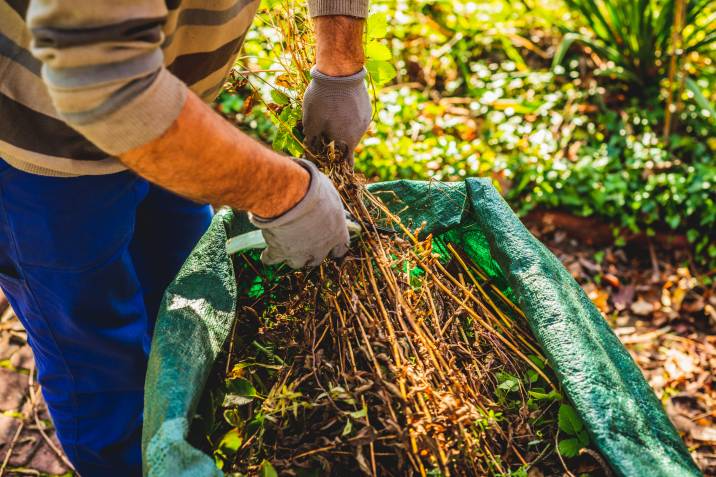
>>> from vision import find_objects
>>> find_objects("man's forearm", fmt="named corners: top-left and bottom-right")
top-left (120, 12), bottom-right (366, 216)
top-left (120, 92), bottom-right (309, 218)
top-left (314, 16), bottom-right (365, 76)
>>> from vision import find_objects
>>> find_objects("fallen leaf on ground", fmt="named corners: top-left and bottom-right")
top-left (631, 298), bottom-right (654, 316)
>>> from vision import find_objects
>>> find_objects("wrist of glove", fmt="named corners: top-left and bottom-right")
top-left (249, 159), bottom-right (349, 269)
top-left (302, 66), bottom-right (371, 165)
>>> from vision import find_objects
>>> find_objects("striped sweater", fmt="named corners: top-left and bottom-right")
top-left (0, 0), bottom-right (368, 177)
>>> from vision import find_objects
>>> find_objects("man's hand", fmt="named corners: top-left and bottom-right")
top-left (120, 92), bottom-right (348, 268)
top-left (303, 15), bottom-right (371, 164)
top-left (249, 159), bottom-right (349, 268)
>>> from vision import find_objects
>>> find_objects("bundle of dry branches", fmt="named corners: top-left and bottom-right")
top-left (207, 7), bottom-right (574, 474)
top-left (214, 156), bottom-right (566, 477)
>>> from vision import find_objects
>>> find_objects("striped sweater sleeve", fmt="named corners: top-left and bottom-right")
top-left (307, 0), bottom-right (369, 18)
top-left (26, 0), bottom-right (187, 156)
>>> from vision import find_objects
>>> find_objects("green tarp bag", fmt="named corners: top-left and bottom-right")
top-left (142, 178), bottom-right (701, 477)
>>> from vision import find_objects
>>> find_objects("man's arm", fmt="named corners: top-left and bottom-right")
top-left (27, 0), bottom-right (309, 218)
top-left (314, 15), bottom-right (365, 76)
top-left (302, 4), bottom-right (371, 163)
top-left (120, 13), bottom-right (370, 214)
top-left (26, 0), bottom-right (361, 266)
top-left (120, 91), bottom-right (350, 269)
top-left (121, 91), bottom-right (308, 218)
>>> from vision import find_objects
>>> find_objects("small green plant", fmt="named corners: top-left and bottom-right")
top-left (557, 404), bottom-right (591, 458)
top-left (365, 11), bottom-right (397, 85)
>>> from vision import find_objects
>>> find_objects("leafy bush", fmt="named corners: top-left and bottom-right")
top-left (220, 0), bottom-right (716, 267)
top-left (508, 98), bottom-right (716, 260)
top-left (554, 0), bottom-right (716, 89)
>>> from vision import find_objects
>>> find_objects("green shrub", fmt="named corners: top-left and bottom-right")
top-left (219, 0), bottom-right (716, 267)
top-left (553, 0), bottom-right (716, 90)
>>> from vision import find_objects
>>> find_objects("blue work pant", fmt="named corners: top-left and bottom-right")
top-left (0, 159), bottom-right (212, 476)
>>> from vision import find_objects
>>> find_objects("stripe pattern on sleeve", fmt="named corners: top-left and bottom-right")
top-left (0, 0), bottom-right (368, 177)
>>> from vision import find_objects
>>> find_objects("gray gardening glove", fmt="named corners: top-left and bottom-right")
top-left (249, 159), bottom-right (349, 269)
top-left (302, 67), bottom-right (371, 165)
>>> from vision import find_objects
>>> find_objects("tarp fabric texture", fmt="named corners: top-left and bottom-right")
top-left (142, 178), bottom-right (701, 477)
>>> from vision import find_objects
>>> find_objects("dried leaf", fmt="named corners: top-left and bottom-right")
top-left (630, 298), bottom-right (654, 316)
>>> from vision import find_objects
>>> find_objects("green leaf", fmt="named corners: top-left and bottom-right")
top-left (552, 33), bottom-right (621, 73)
top-left (367, 12), bottom-right (388, 39)
top-left (577, 429), bottom-right (590, 447)
top-left (685, 76), bottom-right (716, 121)
top-left (342, 418), bottom-right (353, 436)
top-left (528, 354), bottom-right (546, 369)
top-left (499, 36), bottom-right (526, 70)
top-left (593, 250), bottom-right (605, 264)
top-left (366, 41), bottom-right (392, 61)
top-left (558, 437), bottom-right (582, 458)
top-left (223, 408), bottom-right (243, 427)
top-left (350, 405), bottom-right (368, 419)
top-left (218, 428), bottom-right (242, 454)
top-left (226, 377), bottom-right (257, 396)
top-left (497, 371), bottom-right (520, 393)
top-left (526, 369), bottom-right (539, 384)
top-left (666, 214), bottom-right (680, 229)
top-left (270, 89), bottom-right (290, 106)
top-left (366, 59), bottom-right (397, 85)
top-left (224, 377), bottom-right (258, 406)
top-left (558, 404), bottom-right (584, 435)
top-left (259, 460), bottom-right (278, 477)
top-left (498, 378), bottom-right (519, 392)
top-left (528, 389), bottom-right (562, 401)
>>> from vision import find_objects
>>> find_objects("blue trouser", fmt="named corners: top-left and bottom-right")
top-left (0, 159), bottom-right (212, 476)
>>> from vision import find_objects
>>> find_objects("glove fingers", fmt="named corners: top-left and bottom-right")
top-left (288, 255), bottom-right (312, 269)
top-left (262, 248), bottom-right (313, 269)
top-left (305, 257), bottom-right (324, 268)
top-left (260, 248), bottom-right (284, 266)
top-left (304, 134), bottom-right (323, 156)
top-left (331, 242), bottom-right (349, 259)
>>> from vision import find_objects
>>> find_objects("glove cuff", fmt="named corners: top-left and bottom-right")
top-left (249, 159), bottom-right (322, 227)
top-left (310, 66), bottom-right (367, 86)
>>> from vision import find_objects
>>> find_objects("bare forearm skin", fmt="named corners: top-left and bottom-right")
top-left (120, 91), bottom-right (309, 218)
top-left (119, 15), bottom-right (364, 217)
top-left (314, 16), bottom-right (365, 76)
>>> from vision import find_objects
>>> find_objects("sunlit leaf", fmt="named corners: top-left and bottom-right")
top-left (367, 12), bottom-right (388, 39)
top-left (366, 60), bottom-right (396, 85)
top-left (259, 459), bottom-right (278, 477)
top-left (366, 41), bottom-right (392, 61)
top-left (685, 76), bottom-right (716, 121)
top-left (342, 418), bottom-right (353, 436)
top-left (270, 89), bottom-right (290, 106)
top-left (218, 428), bottom-right (242, 454)
top-left (350, 405), bottom-right (368, 419)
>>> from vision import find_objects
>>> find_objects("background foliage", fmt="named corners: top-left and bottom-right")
top-left (217, 0), bottom-right (716, 268)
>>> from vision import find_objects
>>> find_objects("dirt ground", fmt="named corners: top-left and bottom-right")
top-left (527, 217), bottom-right (716, 476)
top-left (0, 223), bottom-right (713, 477)
top-left (0, 295), bottom-right (73, 477)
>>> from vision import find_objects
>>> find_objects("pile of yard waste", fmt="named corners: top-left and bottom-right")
top-left (197, 155), bottom-right (595, 477)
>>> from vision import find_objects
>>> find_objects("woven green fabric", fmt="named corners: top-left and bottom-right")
top-left (142, 179), bottom-right (700, 477)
